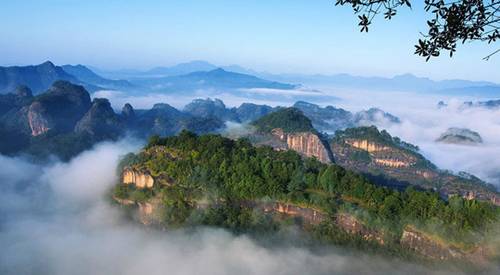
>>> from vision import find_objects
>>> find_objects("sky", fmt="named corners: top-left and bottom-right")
top-left (0, 0), bottom-right (498, 82)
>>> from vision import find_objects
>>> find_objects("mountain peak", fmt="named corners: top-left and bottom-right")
top-left (39, 61), bottom-right (56, 68)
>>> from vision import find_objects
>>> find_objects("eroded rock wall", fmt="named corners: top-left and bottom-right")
top-left (271, 128), bottom-right (333, 163)
top-left (28, 102), bottom-right (51, 136)
top-left (122, 167), bottom-right (154, 188)
top-left (345, 139), bottom-right (391, 152)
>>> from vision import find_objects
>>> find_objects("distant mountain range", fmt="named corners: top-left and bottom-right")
top-left (131, 68), bottom-right (297, 92)
top-left (61, 64), bottom-right (134, 90)
top-left (0, 61), bottom-right (297, 95)
top-left (99, 60), bottom-right (500, 96)
top-left (0, 61), bottom-right (80, 94)
top-left (263, 73), bottom-right (500, 95)
top-left (2, 60), bottom-right (499, 97)
top-left (0, 61), bottom-right (133, 94)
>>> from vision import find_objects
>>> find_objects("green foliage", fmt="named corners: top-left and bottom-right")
top-left (123, 131), bottom-right (499, 245)
top-left (251, 107), bottom-right (314, 133)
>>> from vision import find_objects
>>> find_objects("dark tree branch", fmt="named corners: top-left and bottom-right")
top-left (334, 0), bottom-right (500, 60)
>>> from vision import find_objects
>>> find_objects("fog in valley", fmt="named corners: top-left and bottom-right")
top-left (95, 85), bottom-right (500, 188)
top-left (0, 136), bottom-right (485, 275)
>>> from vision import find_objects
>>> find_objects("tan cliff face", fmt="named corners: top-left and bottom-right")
top-left (343, 139), bottom-right (417, 168)
top-left (373, 158), bottom-right (411, 168)
top-left (27, 102), bottom-right (51, 136)
top-left (346, 139), bottom-right (391, 153)
top-left (122, 167), bottom-right (154, 188)
top-left (271, 128), bottom-right (332, 163)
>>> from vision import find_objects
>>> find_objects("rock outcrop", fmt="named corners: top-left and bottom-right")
top-left (261, 202), bottom-right (326, 225)
top-left (272, 128), bottom-right (333, 163)
top-left (400, 227), bottom-right (489, 264)
top-left (122, 167), bottom-right (154, 188)
top-left (335, 213), bottom-right (385, 245)
top-left (345, 139), bottom-right (391, 153)
top-left (26, 81), bottom-right (91, 136)
top-left (27, 102), bottom-right (51, 136)
top-left (373, 158), bottom-right (412, 168)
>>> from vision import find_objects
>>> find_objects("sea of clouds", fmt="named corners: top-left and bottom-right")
top-left (94, 85), bottom-right (500, 188)
top-left (1, 138), bottom-right (484, 275)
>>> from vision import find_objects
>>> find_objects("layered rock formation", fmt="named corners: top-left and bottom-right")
top-left (122, 167), bottom-right (154, 188)
top-left (345, 139), bottom-right (391, 153)
top-left (271, 128), bottom-right (333, 163)
top-left (28, 81), bottom-right (92, 135)
top-left (400, 227), bottom-right (489, 264)
top-left (332, 126), bottom-right (500, 205)
top-left (27, 102), bottom-right (51, 136)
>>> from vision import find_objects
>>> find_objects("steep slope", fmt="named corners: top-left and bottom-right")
top-left (112, 132), bottom-right (500, 265)
top-left (0, 81), bottom-right (232, 160)
top-left (331, 126), bottom-right (500, 205)
top-left (250, 108), bottom-right (334, 163)
top-left (26, 81), bottom-right (92, 135)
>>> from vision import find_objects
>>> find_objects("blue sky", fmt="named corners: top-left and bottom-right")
top-left (1, 0), bottom-right (498, 82)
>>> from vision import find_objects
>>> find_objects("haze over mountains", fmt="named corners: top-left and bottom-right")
top-left (96, 60), bottom-right (500, 96)
top-left (2, 61), bottom-right (499, 98)
top-left (2, 60), bottom-right (500, 272)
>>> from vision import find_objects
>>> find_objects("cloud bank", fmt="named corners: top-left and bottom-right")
top-left (0, 139), bottom-right (481, 275)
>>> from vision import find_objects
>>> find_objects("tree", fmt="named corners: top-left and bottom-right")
top-left (334, 0), bottom-right (500, 60)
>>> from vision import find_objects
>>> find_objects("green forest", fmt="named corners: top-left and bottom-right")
top-left (115, 131), bottom-right (499, 250)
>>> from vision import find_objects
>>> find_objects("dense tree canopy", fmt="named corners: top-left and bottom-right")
top-left (117, 131), bottom-right (499, 244)
top-left (334, 0), bottom-right (500, 60)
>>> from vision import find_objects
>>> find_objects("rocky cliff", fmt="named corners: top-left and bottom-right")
top-left (332, 126), bottom-right (500, 205)
top-left (122, 167), bottom-right (154, 188)
top-left (27, 102), bottom-right (51, 136)
top-left (345, 139), bottom-right (391, 153)
top-left (271, 128), bottom-right (333, 163)
top-left (25, 81), bottom-right (92, 136)
top-left (335, 213), bottom-right (385, 245)
top-left (400, 227), bottom-right (489, 264)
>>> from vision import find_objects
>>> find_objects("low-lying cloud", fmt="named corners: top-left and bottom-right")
top-left (0, 139), bottom-right (480, 275)
top-left (320, 87), bottom-right (500, 188)
top-left (95, 85), bottom-right (500, 188)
